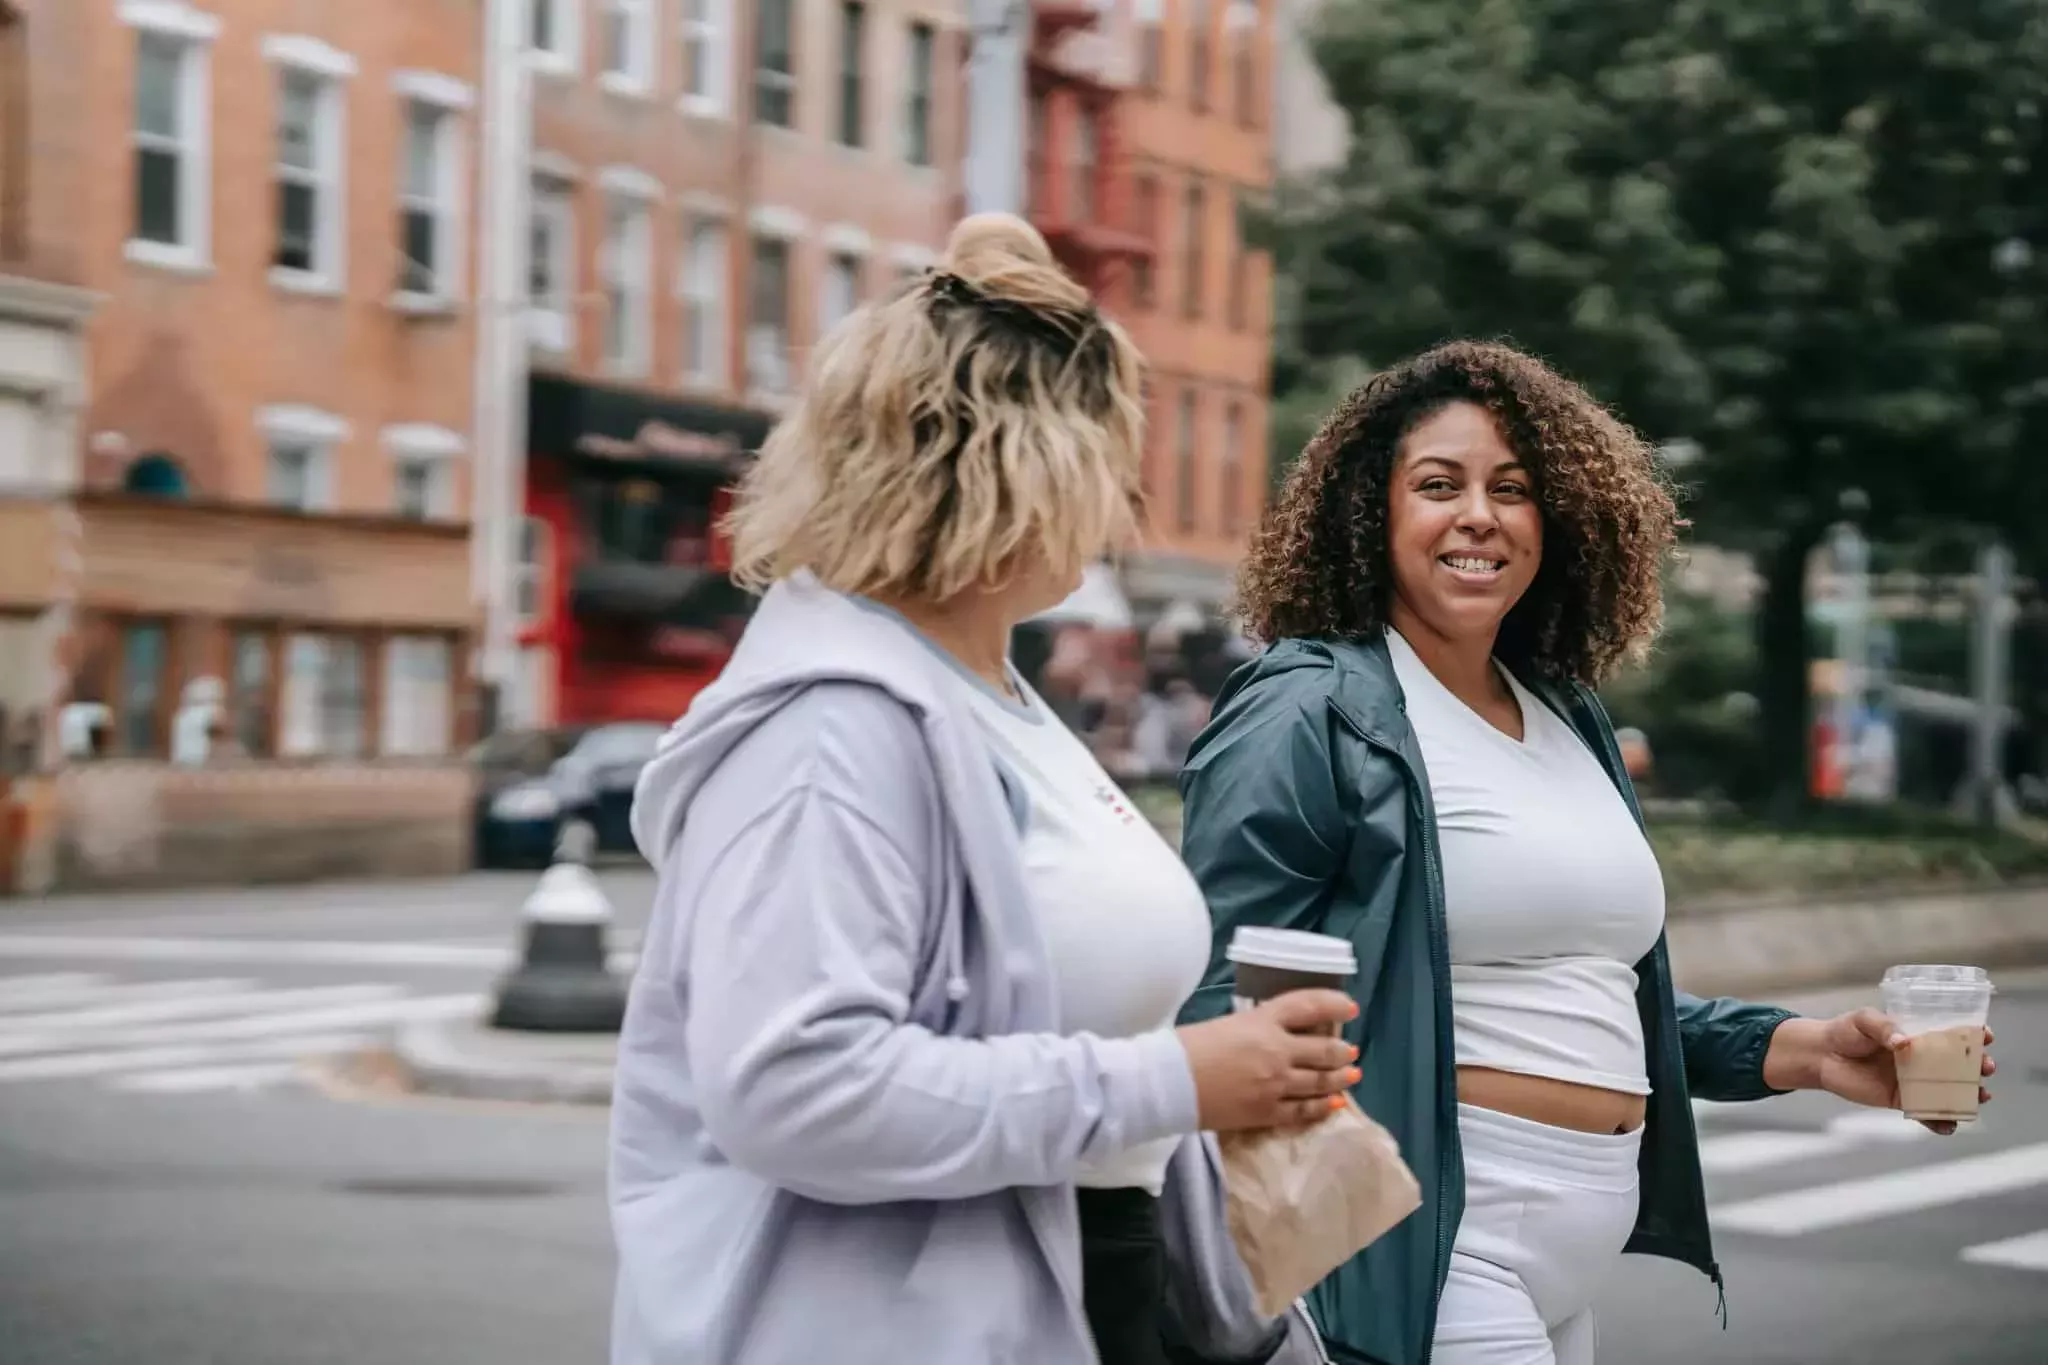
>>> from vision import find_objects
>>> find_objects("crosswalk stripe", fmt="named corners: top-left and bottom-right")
top-left (0, 978), bottom-right (257, 1032)
top-left (0, 972), bottom-right (112, 1009)
top-left (0, 983), bottom-right (400, 1054)
top-left (111, 1062), bottom-right (311, 1094)
top-left (1715, 1141), bottom-right (2048, 1236)
top-left (0, 991), bottom-right (482, 1062)
top-left (1698, 1110), bottom-right (1940, 1174)
top-left (0, 936), bottom-right (510, 968)
top-left (0, 1031), bottom-right (374, 1083)
top-left (1960, 1230), bottom-right (2048, 1272)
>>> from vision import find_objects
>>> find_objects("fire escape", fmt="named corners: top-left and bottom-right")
top-left (1026, 2), bottom-right (1155, 307)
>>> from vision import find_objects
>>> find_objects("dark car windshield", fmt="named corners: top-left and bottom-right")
top-left (569, 723), bottom-right (665, 768)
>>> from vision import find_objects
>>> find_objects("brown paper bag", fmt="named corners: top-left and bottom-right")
top-left (1215, 1096), bottom-right (1423, 1319)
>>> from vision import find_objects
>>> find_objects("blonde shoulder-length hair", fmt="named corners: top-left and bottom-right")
top-left (723, 214), bottom-right (1148, 603)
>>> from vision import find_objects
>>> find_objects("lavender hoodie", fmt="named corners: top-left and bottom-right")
top-left (607, 574), bottom-right (1205, 1365)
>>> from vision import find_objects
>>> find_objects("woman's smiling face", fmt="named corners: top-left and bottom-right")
top-left (1384, 400), bottom-right (1543, 648)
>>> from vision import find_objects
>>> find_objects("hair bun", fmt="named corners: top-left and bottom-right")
top-left (936, 213), bottom-right (1089, 312)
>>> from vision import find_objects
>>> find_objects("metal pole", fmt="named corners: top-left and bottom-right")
top-left (1967, 539), bottom-right (2015, 828)
top-left (469, 0), bottom-right (535, 731)
top-left (964, 0), bottom-right (1030, 215)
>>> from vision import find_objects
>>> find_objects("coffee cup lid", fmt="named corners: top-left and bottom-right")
top-left (1226, 926), bottom-right (1357, 976)
top-left (1882, 964), bottom-right (1994, 993)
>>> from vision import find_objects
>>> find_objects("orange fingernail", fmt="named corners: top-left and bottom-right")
top-left (1347, 1003), bottom-right (1361, 1019)
top-left (1346, 1044), bottom-right (1360, 1062)
top-left (1345, 1068), bottom-right (1363, 1085)
top-left (1328, 1095), bottom-right (1345, 1112)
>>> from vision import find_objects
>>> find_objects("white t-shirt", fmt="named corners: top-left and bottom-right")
top-left (1386, 629), bottom-right (1666, 1096)
top-left (948, 667), bottom-right (1212, 1193)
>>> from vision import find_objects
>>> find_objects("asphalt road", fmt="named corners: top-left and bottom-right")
top-left (0, 875), bottom-right (2043, 1364)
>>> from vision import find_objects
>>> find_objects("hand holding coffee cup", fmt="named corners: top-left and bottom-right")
top-left (1882, 964), bottom-right (1997, 1132)
top-left (1175, 927), bottom-right (1364, 1132)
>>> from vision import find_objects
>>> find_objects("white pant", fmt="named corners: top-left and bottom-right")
top-left (1431, 1103), bottom-right (1643, 1365)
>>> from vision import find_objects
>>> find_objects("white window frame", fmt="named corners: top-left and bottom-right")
top-left (600, 169), bottom-right (659, 377)
top-left (382, 422), bottom-right (465, 520)
top-left (122, 2), bottom-right (219, 274)
top-left (391, 76), bottom-right (472, 311)
top-left (752, 0), bottom-right (798, 130)
top-left (527, 175), bottom-right (578, 355)
top-left (677, 0), bottom-right (730, 118)
top-left (598, 0), bottom-right (654, 95)
top-left (745, 207), bottom-right (805, 401)
top-left (678, 203), bottom-right (730, 387)
top-left (529, 0), bottom-right (583, 76)
top-left (263, 36), bottom-right (356, 295)
top-left (819, 224), bottom-right (870, 339)
top-left (257, 404), bottom-right (347, 513)
top-left (379, 635), bottom-right (455, 757)
top-left (515, 515), bottom-right (554, 628)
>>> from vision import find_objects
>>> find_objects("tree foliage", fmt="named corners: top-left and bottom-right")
top-left (1265, 0), bottom-right (2048, 806)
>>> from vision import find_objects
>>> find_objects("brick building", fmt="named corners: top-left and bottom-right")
top-left (0, 0), bottom-right (484, 892)
top-left (1028, 0), bottom-right (1277, 620)
top-left (505, 0), bottom-right (965, 727)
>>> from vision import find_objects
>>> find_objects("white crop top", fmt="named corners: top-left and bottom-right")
top-left (1386, 629), bottom-right (1666, 1096)
top-left (945, 664), bottom-right (1212, 1194)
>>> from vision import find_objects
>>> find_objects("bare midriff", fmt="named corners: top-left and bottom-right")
top-left (1457, 1066), bottom-right (1648, 1135)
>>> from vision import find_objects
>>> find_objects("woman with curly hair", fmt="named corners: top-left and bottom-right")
top-left (1176, 341), bottom-right (1996, 1365)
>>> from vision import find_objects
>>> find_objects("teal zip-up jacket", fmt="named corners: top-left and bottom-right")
top-left (1176, 635), bottom-right (1798, 1365)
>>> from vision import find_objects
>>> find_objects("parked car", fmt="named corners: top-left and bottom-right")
top-left (470, 721), bottom-right (668, 868)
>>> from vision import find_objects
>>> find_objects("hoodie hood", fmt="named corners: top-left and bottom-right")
top-left (629, 574), bottom-right (957, 869)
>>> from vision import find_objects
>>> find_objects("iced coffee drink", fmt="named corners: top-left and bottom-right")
top-left (1881, 964), bottom-right (1993, 1124)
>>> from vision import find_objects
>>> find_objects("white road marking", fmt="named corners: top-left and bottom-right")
top-left (1960, 1230), bottom-right (2048, 1273)
top-left (111, 1062), bottom-right (310, 1094)
top-left (1698, 1130), bottom-right (1854, 1174)
top-left (0, 983), bottom-right (400, 1054)
top-left (0, 935), bottom-right (509, 968)
top-left (0, 1031), bottom-right (374, 1083)
top-left (1715, 1142), bottom-right (2048, 1236)
top-left (0, 991), bottom-right (483, 1062)
top-left (0, 978), bottom-right (257, 1031)
top-left (0, 972), bottom-right (112, 1008)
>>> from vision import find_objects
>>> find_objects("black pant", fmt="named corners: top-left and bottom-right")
top-left (1079, 1186), bottom-right (1173, 1365)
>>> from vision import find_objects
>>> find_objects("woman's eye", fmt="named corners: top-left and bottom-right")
top-left (1495, 482), bottom-right (1529, 498)
top-left (1420, 479), bottom-right (1458, 494)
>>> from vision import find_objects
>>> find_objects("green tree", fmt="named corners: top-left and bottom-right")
top-left (1268, 0), bottom-right (2048, 811)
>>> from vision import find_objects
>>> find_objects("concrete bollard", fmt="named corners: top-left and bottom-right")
top-left (489, 820), bottom-right (628, 1033)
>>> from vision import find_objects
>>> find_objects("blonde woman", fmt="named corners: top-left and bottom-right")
top-left (608, 215), bottom-right (1359, 1365)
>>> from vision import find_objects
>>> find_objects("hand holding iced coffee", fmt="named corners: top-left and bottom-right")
top-left (1881, 965), bottom-right (1995, 1127)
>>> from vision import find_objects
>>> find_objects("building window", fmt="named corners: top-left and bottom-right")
top-left (281, 633), bottom-right (366, 759)
top-left (836, 1), bottom-right (865, 148)
top-left (821, 251), bottom-right (862, 337)
top-left (515, 517), bottom-right (552, 625)
top-left (746, 232), bottom-right (793, 395)
top-left (1133, 172), bottom-right (1159, 306)
top-left (600, 0), bottom-right (653, 92)
top-left (528, 176), bottom-right (575, 353)
top-left (381, 635), bottom-right (453, 756)
top-left (1228, 238), bottom-right (1252, 331)
top-left (1221, 400), bottom-right (1244, 533)
top-left (1189, 0), bottom-right (1212, 111)
top-left (1181, 179), bottom-right (1206, 319)
top-left (0, 5), bottom-right (26, 262)
top-left (397, 101), bottom-right (456, 299)
top-left (130, 26), bottom-right (212, 265)
top-left (1176, 389), bottom-right (1199, 531)
top-left (266, 441), bottom-right (326, 511)
top-left (384, 424), bottom-right (463, 519)
top-left (118, 622), bottom-right (169, 758)
top-left (1229, 0), bottom-right (1259, 127)
top-left (754, 0), bottom-right (796, 129)
top-left (531, 0), bottom-right (581, 70)
top-left (677, 0), bottom-right (727, 115)
top-left (680, 213), bottom-right (728, 385)
top-left (601, 197), bottom-right (653, 375)
top-left (1136, 0), bottom-right (1163, 93)
top-left (1072, 106), bottom-right (1098, 224)
top-left (393, 458), bottom-right (435, 519)
top-left (230, 631), bottom-right (273, 758)
top-left (272, 66), bottom-right (344, 283)
top-left (903, 21), bottom-right (935, 167)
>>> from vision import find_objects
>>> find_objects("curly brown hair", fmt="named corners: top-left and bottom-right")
top-left (1236, 340), bottom-right (1679, 686)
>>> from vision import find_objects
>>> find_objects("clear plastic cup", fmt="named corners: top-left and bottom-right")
top-left (1880, 964), bottom-right (1993, 1123)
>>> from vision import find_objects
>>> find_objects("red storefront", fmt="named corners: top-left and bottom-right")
top-left (519, 375), bottom-right (774, 728)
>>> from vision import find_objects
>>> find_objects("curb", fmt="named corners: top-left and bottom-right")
top-left (389, 1017), bottom-right (617, 1106)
